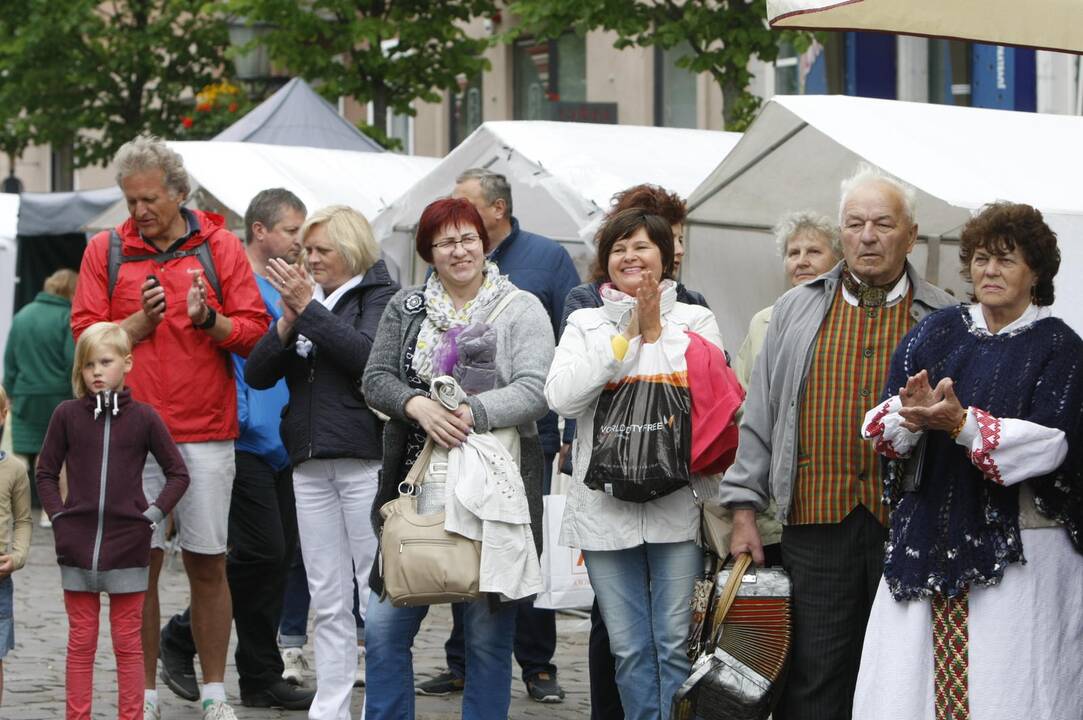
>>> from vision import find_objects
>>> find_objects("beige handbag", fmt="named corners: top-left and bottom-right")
top-left (379, 438), bottom-right (483, 607)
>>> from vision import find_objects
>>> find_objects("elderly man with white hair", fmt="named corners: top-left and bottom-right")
top-left (719, 165), bottom-right (955, 720)
top-left (72, 136), bottom-right (270, 720)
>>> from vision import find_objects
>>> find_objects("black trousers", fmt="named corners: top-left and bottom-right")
top-left (774, 506), bottom-right (887, 720)
top-left (162, 451), bottom-right (298, 694)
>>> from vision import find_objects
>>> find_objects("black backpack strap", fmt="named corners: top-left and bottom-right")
top-left (107, 229), bottom-right (223, 300)
top-left (107, 228), bottom-right (123, 297)
top-left (194, 234), bottom-right (223, 300)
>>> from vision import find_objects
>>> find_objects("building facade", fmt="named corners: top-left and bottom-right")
top-left (4, 21), bottom-right (1081, 191)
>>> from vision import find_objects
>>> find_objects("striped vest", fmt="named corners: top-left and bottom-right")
top-left (790, 284), bottom-right (914, 526)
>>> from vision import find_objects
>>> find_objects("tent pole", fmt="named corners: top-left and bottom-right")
top-left (686, 121), bottom-right (810, 214)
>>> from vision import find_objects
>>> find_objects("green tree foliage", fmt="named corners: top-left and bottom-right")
top-left (0, 0), bottom-right (231, 167)
top-left (508, 0), bottom-right (814, 130)
top-left (221, 0), bottom-right (498, 149)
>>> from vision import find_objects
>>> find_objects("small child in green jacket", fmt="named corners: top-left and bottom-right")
top-left (0, 383), bottom-right (32, 707)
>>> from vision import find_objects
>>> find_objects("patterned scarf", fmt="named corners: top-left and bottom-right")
top-left (410, 261), bottom-right (512, 383)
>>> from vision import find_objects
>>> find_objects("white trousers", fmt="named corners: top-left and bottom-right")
top-left (293, 457), bottom-right (380, 720)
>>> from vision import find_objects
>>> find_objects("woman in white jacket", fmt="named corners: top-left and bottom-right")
top-left (545, 209), bottom-right (724, 720)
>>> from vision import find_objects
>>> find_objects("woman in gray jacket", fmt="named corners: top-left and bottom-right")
top-left (361, 197), bottom-right (553, 720)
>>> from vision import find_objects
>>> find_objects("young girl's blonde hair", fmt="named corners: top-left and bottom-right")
top-left (72, 323), bottom-right (132, 398)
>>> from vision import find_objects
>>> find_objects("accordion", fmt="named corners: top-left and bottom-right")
top-left (673, 553), bottom-right (792, 720)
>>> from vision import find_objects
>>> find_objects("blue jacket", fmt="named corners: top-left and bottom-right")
top-left (489, 218), bottom-right (581, 454)
top-left (234, 274), bottom-right (290, 471)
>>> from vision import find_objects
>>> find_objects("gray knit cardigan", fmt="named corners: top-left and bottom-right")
top-left (361, 284), bottom-right (554, 595)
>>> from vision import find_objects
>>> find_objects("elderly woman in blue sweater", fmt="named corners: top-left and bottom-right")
top-left (361, 197), bottom-right (553, 720)
top-left (857, 202), bottom-right (1083, 720)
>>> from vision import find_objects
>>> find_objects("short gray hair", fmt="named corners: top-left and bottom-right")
top-left (114, 135), bottom-right (190, 198)
top-left (774, 210), bottom-right (841, 257)
top-left (302, 205), bottom-right (379, 277)
top-left (244, 188), bottom-right (307, 243)
top-left (838, 162), bottom-right (917, 226)
top-left (456, 168), bottom-right (513, 216)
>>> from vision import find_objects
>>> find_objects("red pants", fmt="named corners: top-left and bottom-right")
top-left (63, 590), bottom-right (145, 720)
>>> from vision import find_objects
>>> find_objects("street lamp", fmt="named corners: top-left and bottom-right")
top-left (227, 20), bottom-right (284, 99)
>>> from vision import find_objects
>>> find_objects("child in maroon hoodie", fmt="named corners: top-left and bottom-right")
top-left (37, 322), bottom-right (189, 720)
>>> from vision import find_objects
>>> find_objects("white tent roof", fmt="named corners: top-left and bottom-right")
top-left (767, 0), bottom-right (1083, 54)
top-left (86, 142), bottom-right (439, 234)
top-left (0, 193), bottom-right (20, 377)
top-left (685, 95), bottom-right (1083, 348)
top-left (372, 121), bottom-right (741, 282)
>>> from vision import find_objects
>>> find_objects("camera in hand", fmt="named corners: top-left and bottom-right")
top-left (146, 274), bottom-right (165, 310)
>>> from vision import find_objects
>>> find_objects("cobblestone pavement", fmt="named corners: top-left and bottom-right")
top-left (4, 516), bottom-right (592, 719)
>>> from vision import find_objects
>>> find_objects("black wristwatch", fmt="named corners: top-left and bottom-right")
top-left (193, 306), bottom-right (217, 330)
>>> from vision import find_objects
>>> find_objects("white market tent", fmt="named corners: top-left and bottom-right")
top-left (767, 0), bottom-right (1083, 54)
top-left (0, 193), bottom-right (20, 377)
top-left (371, 121), bottom-right (742, 283)
top-left (86, 142), bottom-right (440, 242)
top-left (685, 94), bottom-right (1083, 350)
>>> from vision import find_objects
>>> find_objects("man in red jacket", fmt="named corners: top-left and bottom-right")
top-left (72, 136), bottom-right (269, 720)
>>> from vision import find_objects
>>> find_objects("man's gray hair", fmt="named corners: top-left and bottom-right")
top-left (114, 135), bottom-right (190, 198)
top-left (838, 162), bottom-right (917, 226)
top-left (244, 188), bottom-right (307, 243)
top-left (774, 210), bottom-right (841, 257)
top-left (456, 168), bottom-right (513, 216)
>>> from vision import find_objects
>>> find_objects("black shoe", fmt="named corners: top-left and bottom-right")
top-left (241, 679), bottom-right (317, 710)
top-left (415, 669), bottom-right (465, 696)
top-left (525, 672), bottom-right (566, 703)
top-left (158, 635), bottom-right (199, 702)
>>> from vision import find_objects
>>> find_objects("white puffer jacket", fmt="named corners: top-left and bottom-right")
top-left (545, 289), bottom-right (724, 551)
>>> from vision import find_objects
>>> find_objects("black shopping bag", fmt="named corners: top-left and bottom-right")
top-left (586, 330), bottom-right (691, 502)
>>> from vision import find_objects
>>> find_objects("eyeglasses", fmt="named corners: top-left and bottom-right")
top-left (432, 234), bottom-right (481, 253)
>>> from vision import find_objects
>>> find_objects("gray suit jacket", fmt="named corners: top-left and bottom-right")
top-left (719, 262), bottom-right (956, 521)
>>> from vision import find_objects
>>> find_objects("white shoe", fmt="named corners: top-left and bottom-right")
top-left (281, 647), bottom-right (309, 685)
top-left (355, 644), bottom-right (365, 688)
top-left (39, 512), bottom-right (52, 528)
top-left (143, 700), bottom-right (162, 720)
top-left (201, 699), bottom-right (238, 719)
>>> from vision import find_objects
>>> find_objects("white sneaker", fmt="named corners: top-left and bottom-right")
top-left (281, 647), bottom-right (309, 685)
top-left (39, 512), bottom-right (52, 528)
top-left (201, 699), bottom-right (238, 720)
top-left (144, 699), bottom-right (161, 720)
top-left (355, 645), bottom-right (365, 687)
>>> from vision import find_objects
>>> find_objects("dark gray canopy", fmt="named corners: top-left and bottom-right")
top-left (213, 77), bottom-right (384, 152)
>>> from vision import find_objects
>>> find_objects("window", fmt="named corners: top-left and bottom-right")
top-left (51, 143), bottom-right (74, 192)
top-left (929, 39), bottom-right (971, 106)
top-left (655, 43), bottom-right (697, 128)
top-left (513, 34), bottom-right (587, 120)
top-left (772, 34), bottom-right (845, 96)
top-left (450, 72), bottom-right (483, 148)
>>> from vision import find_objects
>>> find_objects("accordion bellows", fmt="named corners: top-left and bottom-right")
top-left (674, 559), bottom-right (793, 720)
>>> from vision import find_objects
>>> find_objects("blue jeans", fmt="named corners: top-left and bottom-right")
top-left (365, 595), bottom-right (517, 720)
top-left (584, 541), bottom-right (703, 720)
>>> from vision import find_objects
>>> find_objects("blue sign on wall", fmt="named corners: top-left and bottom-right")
top-left (970, 45), bottom-right (1036, 111)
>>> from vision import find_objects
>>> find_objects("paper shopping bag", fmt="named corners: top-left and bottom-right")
top-left (534, 494), bottom-right (594, 610)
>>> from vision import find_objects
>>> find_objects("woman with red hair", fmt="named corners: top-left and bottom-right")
top-left (361, 198), bottom-right (554, 719)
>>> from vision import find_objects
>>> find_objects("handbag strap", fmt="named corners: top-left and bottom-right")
top-left (484, 289), bottom-right (523, 324)
top-left (401, 437), bottom-right (435, 491)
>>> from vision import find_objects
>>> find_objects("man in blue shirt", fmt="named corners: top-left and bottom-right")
top-left (158, 189), bottom-right (315, 711)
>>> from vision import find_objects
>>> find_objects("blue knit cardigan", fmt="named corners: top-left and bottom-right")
top-left (881, 305), bottom-right (1083, 600)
